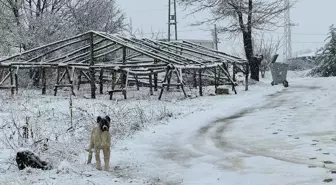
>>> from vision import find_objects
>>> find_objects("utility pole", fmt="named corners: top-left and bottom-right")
top-left (168, 0), bottom-right (178, 41)
top-left (283, 0), bottom-right (297, 62)
top-left (212, 24), bottom-right (219, 50)
top-left (214, 24), bottom-right (218, 50)
top-left (129, 17), bottom-right (133, 35)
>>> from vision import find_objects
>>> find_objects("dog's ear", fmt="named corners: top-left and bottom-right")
top-left (97, 116), bottom-right (102, 123)
top-left (105, 116), bottom-right (111, 123)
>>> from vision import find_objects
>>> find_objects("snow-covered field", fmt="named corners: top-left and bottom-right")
top-left (1, 70), bottom-right (336, 185)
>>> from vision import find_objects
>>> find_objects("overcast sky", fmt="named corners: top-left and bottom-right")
top-left (116, 0), bottom-right (336, 60)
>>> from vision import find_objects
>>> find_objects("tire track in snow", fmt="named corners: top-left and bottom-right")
top-left (191, 87), bottom-right (287, 155)
top-left (157, 87), bottom-right (290, 170)
top-left (190, 85), bottom-right (336, 170)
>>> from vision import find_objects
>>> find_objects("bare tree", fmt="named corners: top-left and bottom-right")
top-left (125, 18), bottom-right (165, 40)
top-left (0, 0), bottom-right (125, 87)
top-left (0, 2), bottom-right (17, 55)
top-left (66, 0), bottom-right (126, 34)
top-left (125, 17), bottom-right (144, 38)
top-left (0, 0), bottom-right (125, 52)
top-left (253, 33), bottom-right (282, 78)
top-left (0, 0), bottom-right (70, 50)
top-left (179, 0), bottom-right (294, 81)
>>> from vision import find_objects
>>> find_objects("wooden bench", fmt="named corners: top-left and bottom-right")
top-left (54, 84), bottom-right (75, 96)
top-left (108, 89), bottom-right (126, 100)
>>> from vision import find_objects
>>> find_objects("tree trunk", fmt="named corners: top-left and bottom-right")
top-left (235, 0), bottom-right (257, 82)
top-left (240, 0), bottom-right (259, 81)
top-left (242, 31), bottom-right (258, 81)
top-left (250, 57), bottom-right (260, 81)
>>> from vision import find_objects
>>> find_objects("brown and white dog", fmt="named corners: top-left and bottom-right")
top-left (86, 116), bottom-right (111, 171)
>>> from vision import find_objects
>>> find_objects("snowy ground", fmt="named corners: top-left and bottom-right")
top-left (1, 70), bottom-right (336, 185)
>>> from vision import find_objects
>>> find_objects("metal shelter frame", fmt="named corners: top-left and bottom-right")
top-left (0, 31), bottom-right (249, 100)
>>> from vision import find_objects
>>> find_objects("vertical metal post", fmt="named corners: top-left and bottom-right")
top-left (122, 47), bottom-right (127, 64)
top-left (9, 66), bottom-right (14, 95)
top-left (122, 47), bottom-right (127, 88)
top-left (168, 0), bottom-right (171, 41)
top-left (77, 70), bottom-right (82, 90)
top-left (199, 69), bottom-right (203, 96)
top-left (214, 24), bottom-right (218, 50)
top-left (41, 67), bottom-right (46, 95)
top-left (89, 32), bottom-right (96, 99)
top-left (214, 67), bottom-right (217, 90)
top-left (15, 69), bottom-right (18, 94)
top-left (149, 73), bottom-right (153, 95)
top-left (111, 71), bottom-right (116, 90)
top-left (173, 0), bottom-right (178, 40)
top-left (99, 68), bottom-right (104, 94)
top-left (245, 62), bottom-right (249, 91)
top-left (193, 69), bottom-right (197, 88)
top-left (54, 66), bottom-right (60, 96)
top-left (154, 59), bottom-right (158, 91)
top-left (232, 62), bottom-right (236, 82)
top-left (168, 0), bottom-right (178, 41)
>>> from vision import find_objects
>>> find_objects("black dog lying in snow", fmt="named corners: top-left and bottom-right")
top-left (16, 150), bottom-right (52, 170)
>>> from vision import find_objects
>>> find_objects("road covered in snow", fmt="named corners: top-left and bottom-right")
top-left (110, 75), bottom-right (336, 185)
top-left (2, 72), bottom-right (336, 185)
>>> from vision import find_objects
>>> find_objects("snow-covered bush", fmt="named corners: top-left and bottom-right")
top-left (288, 57), bottom-right (317, 71)
top-left (309, 25), bottom-right (336, 77)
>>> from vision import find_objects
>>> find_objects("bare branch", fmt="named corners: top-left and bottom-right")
top-left (179, 0), bottom-right (296, 64)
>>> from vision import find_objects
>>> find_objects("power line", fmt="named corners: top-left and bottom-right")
top-left (291, 41), bottom-right (325, 44)
top-left (288, 32), bottom-right (326, 36)
top-left (261, 31), bottom-right (327, 36)
top-left (128, 8), bottom-right (167, 13)
top-left (135, 27), bottom-right (328, 36)
top-left (131, 28), bottom-right (327, 44)
top-left (136, 29), bottom-right (194, 35)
